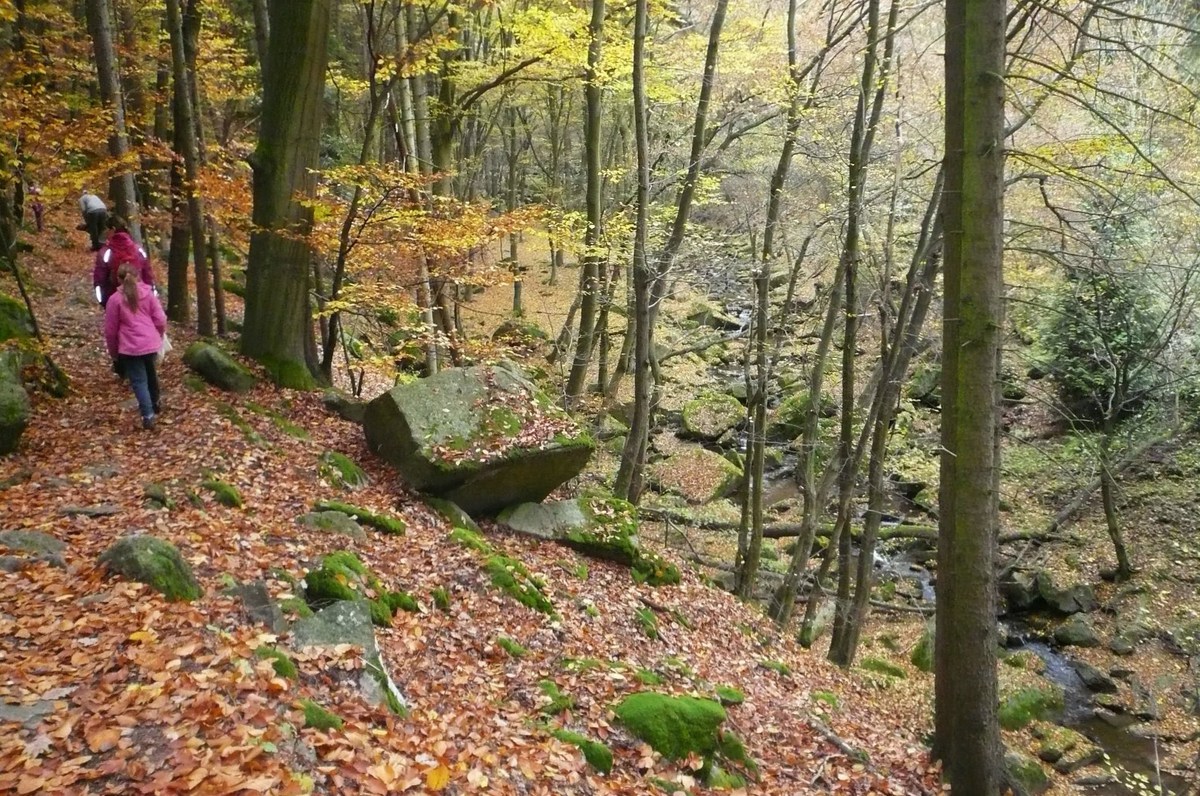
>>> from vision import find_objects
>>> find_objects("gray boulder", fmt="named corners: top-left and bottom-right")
top-left (293, 601), bottom-right (406, 714)
top-left (681, 392), bottom-right (744, 440)
top-left (0, 352), bottom-right (29, 456)
top-left (297, 510), bottom-right (367, 542)
top-left (1054, 615), bottom-right (1101, 648)
top-left (1073, 661), bottom-right (1117, 693)
top-left (98, 536), bottom-right (202, 602)
top-left (182, 342), bottom-right (257, 393)
top-left (322, 390), bottom-right (366, 423)
top-left (0, 529), bottom-right (65, 568)
top-left (230, 579), bottom-right (287, 633)
top-left (363, 363), bottom-right (593, 516)
top-left (1036, 571), bottom-right (1096, 615)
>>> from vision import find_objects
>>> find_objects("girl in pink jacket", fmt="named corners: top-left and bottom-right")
top-left (105, 263), bottom-right (167, 429)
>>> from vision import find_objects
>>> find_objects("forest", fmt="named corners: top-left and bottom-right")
top-left (0, 0), bottom-right (1198, 793)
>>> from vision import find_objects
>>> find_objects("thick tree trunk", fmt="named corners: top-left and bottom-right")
top-left (933, 0), bottom-right (1006, 785)
top-left (565, 0), bottom-right (605, 400)
top-left (85, 0), bottom-right (140, 240)
top-left (242, 0), bottom-right (331, 386)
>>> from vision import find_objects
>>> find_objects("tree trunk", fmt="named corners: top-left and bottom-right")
top-left (565, 0), bottom-right (605, 401)
top-left (166, 0), bottom-right (211, 336)
top-left (1100, 423), bottom-right (1133, 580)
top-left (242, 0), bottom-right (331, 386)
top-left (250, 0), bottom-right (270, 82)
top-left (613, 0), bottom-right (651, 502)
top-left (933, 0), bottom-right (1005, 784)
top-left (85, 0), bottom-right (140, 240)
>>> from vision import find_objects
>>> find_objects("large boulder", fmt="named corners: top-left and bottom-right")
top-left (182, 342), bottom-right (258, 393)
top-left (681, 392), bottom-right (744, 440)
top-left (363, 363), bottom-right (593, 516)
top-left (98, 536), bottom-right (201, 602)
top-left (0, 359), bottom-right (30, 456)
top-left (293, 599), bottom-right (407, 715)
top-left (647, 447), bottom-right (742, 504)
top-left (0, 294), bottom-right (33, 342)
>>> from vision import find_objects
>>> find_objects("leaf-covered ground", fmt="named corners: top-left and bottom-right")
top-left (0, 228), bottom-right (941, 793)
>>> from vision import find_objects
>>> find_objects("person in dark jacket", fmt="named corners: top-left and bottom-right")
top-left (79, 191), bottom-right (108, 251)
top-left (93, 217), bottom-right (154, 306)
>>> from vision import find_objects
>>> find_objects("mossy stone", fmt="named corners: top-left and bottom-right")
top-left (859, 656), bottom-right (907, 679)
top-left (0, 366), bottom-right (30, 456)
top-left (0, 293), bottom-right (34, 342)
top-left (313, 500), bottom-right (406, 535)
top-left (998, 684), bottom-right (1065, 730)
top-left (202, 478), bottom-right (243, 508)
top-left (99, 536), bottom-right (202, 602)
top-left (485, 553), bottom-right (555, 615)
top-left (182, 342), bottom-right (257, 393)
top-left (681, 392), bottom-right (744, 440)
top-left (299, 699), bottom-right (343, 731)
top-left (911, 622), bottom-right (934, 672)
top-left (426, 498), bottom-right (481, 534)
top-left (254, 645), bottom-right (298, 679)
top-left (296, 510), bottom-right (366, 542)
top-left (715, 685), bottom-right (744, 706)
top-left (319, 451), bottom-right (368, 490)
top-left (548, 728), bottom-right (612, 774)
top-left (1003, 750), bottom-right (1049, 795)
top-left (646, 448), bottom-right (742, 504)
top-left (614, 692), bottom-right (726, 761)
top-left (496, 636), bottom-right (527, 658)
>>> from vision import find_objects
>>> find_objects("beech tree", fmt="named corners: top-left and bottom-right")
top-left (241, 0), bottom-right (332, 385)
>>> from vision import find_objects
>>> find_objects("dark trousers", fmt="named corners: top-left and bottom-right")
top-left (119, 353), bottom-right (160, 419)
top-left (84, 208), bottom-right (107, 251)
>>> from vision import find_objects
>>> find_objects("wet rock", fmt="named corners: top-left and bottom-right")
top-left (1073, 661), bottom-right (1118, 693)
top-left (1053, 615), bottom-right (1100, 648)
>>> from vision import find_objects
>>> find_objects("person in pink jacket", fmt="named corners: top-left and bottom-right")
top-left (105, 262), bottom-right (167, 429)
top-left (93, 217), bottom-right (154, 306)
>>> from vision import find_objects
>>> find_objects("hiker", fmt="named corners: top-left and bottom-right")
top-left (104, 262), bottom-right (166, 430)
top-left (93, 217), bottom-right (154, 306)
top-left (27, 183), bottom-right (44, 233)
top-left (78, 191), bottom-right (108, 251)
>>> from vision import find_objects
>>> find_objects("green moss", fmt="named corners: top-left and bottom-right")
top-left (304, 568), bottom-right (360, 604)
top-left (636, 668), bottom-right (663, 685)
top-left (496, 636), bottom-right (526, 658)
top-left (382, 590), bottom-right (419, 613)
top-left (299, 699), bottom-right (343, 731)
top-left (707, 765), bottom-right (746, 789)
top-left (184, 373), bottom-right (209, 393)
top-left (215, 403), bottom-right (264, 445)
top-left (323, 550), bottom-right (367, 577)
top-left (319, 451), bottom-right (368, 490)
top-left (449, 526), bottom-right (492, 554)
top-left (1004, 751), bottom-right (1049, 794)
top-left (614, 692), bottom-right (726, 761)
top-left (632, 550), bottom-right (681, 587)
top-left (221, 279), bottom-right (246, 298)
top-left (999, 685), bottom-right (1065, 730)
top-left (585, 604), bottom-right (600, 618)
top-left (548, 728), bottom-right (613, 774)
top-left (431, 587), bottom-right (450, 612)
top-left (259, 356), bottom-right (316, 390)
top-left (254, 646), bottom-right (298, 679)
top-left (368, 599), bottom-right (393, 627)
top-left (812, 690), bottom-right (839, 709)
top-left (539, 679), bottom-right (574, 715)
top-left (859, 656), bottom-right (907, 679)
top-left (911, 623), bottom-right (934, 672)
top-left (98, 536), bottom-right (202, 602)
top-left (313, 500), bottom-right (406, 535)
top-left (485, 553), bottom-right (555, 615)
top-left (202, 477), bottom-right (244, 508)
top-left (715, 685), bottom-right (744, 706)
top-left (635, 606), bottom-right (659, 639)
top-left (143, 482), bottom-right (173, 509)
top-left (279, 597), bottom-right (313, 618)
top-left (760, 659), bottom-right (791, 676)
top-left (562, 657), bottom-right (604, 673)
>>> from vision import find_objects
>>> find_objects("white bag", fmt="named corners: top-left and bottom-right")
top-left (156, 333), bottom-right (173, 364)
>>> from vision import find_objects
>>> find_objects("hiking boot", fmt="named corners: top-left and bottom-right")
top-left (153, 401), bottom-right (162, 414)
top-left (142, 415), bottom-right (157, 430)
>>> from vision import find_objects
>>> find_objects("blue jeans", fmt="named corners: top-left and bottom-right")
top-left (119, 354), bottom-right (160, 419)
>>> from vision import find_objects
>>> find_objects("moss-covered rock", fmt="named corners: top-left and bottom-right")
top-left (859, 656), bottom-right (907, 679)
top-left (98, 536), bottom-right (202, 602)
top-left (201, 477), bottom-right (243, 508)
top-left (319, 451), bottom-right (368, 490)
top-left (426, 498), bottom-right (481, 534)
top-left (313, 500), bottom-right (406, 535)
top-left (182, 342), bottom-right (258, 393)
top-left (615, 692), bottom-right (727, 761)
top-left (1003, 750), bottom-right (1049, 796)
top-left (299, 699), bottom-right (343, 731)
top-left (0, 353), bottom-right (30, 456)
top-left (302, 550), bottom-right (413, 628)
top-left (363, 362), bottom-right (593, 516)
top-left (254, 645), bottom-right (298, 679)
top-left (998, 684), bottom-right (1065, 730)
top-left (910, 621), bottom-right (934, 672)
top-left (681, 392), bottom-right (744, 440)
top-left (646, 448), bottom-right (742, 504)
top-left (766, 390), bottom-right (836, 441)
top-left (548, 728), bottom-right (613, 774)
top-left (715, 685), bottom-right (745, 706)
top-left (485, 553), bottom-right (555, 615)
top-left (296, 510), bottom-right (367, 542)
top-left (496, 636), bottom-right (527, 658)
top-left (1053, 614), bottom-right (1100, 648)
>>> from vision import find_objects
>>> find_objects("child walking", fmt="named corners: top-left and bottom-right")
top-left (104, 262), bottom-right (166, 429)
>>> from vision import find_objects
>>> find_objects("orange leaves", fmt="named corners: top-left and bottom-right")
top-left (85, 726), bottom-right (120, 753)
top-left (424, 763), bottom-right (451, 790)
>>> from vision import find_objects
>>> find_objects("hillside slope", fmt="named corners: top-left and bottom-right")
top-left (0, 234), bottom-right (938, 795)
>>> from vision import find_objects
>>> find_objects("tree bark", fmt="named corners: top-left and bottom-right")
top-left (242, 0), bottom-right (331, 386)
top-left (565, 0), bottom-right (605, 401)
top-left (165, 0), bottom-right (212, 336)
top-left (85, 0), bottom-right (141, 240)
top-left (933, 0), bottom-right (1006, 784)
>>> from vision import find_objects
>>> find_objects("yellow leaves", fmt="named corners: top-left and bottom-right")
top-left (424, 763), bottom-right (451, 790)
top-left (128, 628), bottom-right (157, 644)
